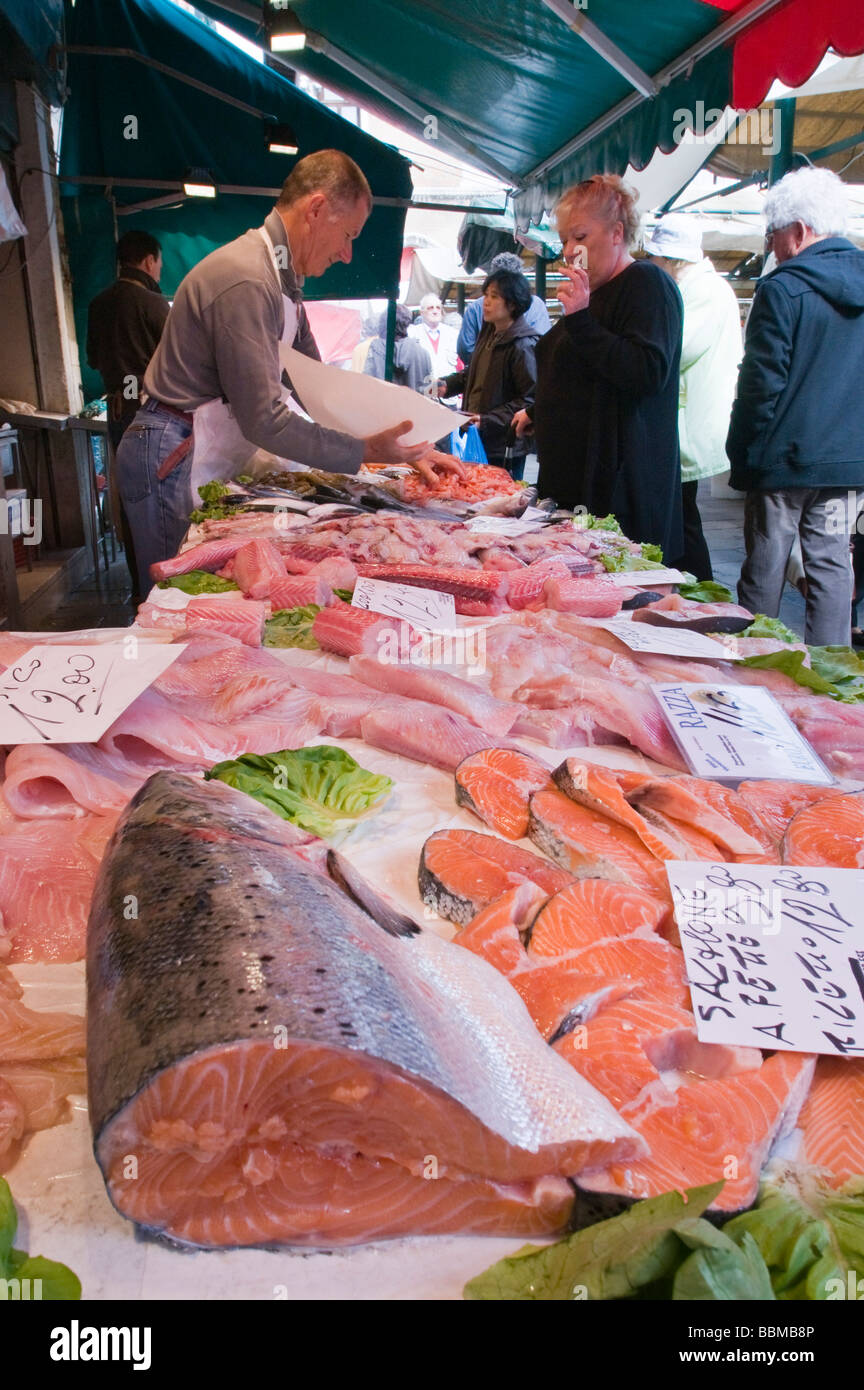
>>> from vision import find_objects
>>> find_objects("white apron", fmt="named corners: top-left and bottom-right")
top-left (188, 226), bottom-right (311, 497)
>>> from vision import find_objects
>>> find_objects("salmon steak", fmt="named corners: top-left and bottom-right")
top-left (87, 774), bottom-right (641, 1249)
top-left (419, 827), bottom-right (575, 926)
top-left (528, 787), bottom-right (673, 905)
top-left (797, 1057), bottom-right (864, 1186)
top-left (455, 748), bottom-right (553, 840)
top-left (782, 791), bottom-right (864, 867)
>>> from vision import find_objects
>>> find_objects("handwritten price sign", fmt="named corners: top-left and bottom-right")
top-left (668, 861), bottom-right (864, 1056)
top-left (0, 643), bottom-right (184, 744)
top-left (351, 577), bottom-right (456, 631)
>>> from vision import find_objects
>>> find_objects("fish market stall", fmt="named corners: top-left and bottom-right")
top-left (3, 483), bottom-right (864, 1302)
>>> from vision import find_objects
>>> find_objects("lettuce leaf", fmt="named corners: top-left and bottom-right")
top-left (206, 745), bottom-right (392, 839)
top-left (157, 570), bottom-right (239, 595)
top-left (331, 588), bottom-right (354, 604)
top-left (678, 580), bottom-right (734, 603)
top-left (463, 1182), bottom-right (723, 1301)
top-left (672, 1219), bottom-right (775, 1300)
top-left (0, 1179), bottom-right (81, 1299)
top-left (739, 614), bottom-right (800, 643)
top-left (739, 649), bottom-right (840, 698)
top-left (722, 1168), bottom-right (864, 1300)
top-left (263, 604), bottom-right (321, 649)
top-left (807, 645), bottom-right (864, 702)
top-left (600, 552), bottom-right (671, 573)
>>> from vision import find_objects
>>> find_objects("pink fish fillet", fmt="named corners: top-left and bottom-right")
top-left (150, 539), bottom-right (249, 581)
top-left (232, 540), bottom-right (287, 599)
top-left (507, 558), bottom-right (572, 611)
top-left (185, 595), bottom-right (267, 647)
top-left (360, 697), bottom-right (498, 771)
top-left (312, 605), bottom-right (421, 659)
top-left (307, 555), bottom-right (358, 590)
top-left (280, 664), bottom-right (382, 736)
top-left (0, 814), bottom-right (118, 962)
top-left (2, 745), bottom-right (131, 819)
top-left (543, 575), bottom-right (623, 618)
top-left (269, 576), bottom-right (332, 610)
top-left (348, 654), bottom-right (520, 738)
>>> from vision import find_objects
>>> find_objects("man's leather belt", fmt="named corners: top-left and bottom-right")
top-left (144, 397), bottom-right (195, 480)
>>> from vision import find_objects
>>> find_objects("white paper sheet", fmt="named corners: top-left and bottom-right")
top-left (601, 620), bottom-right (740, 660)
top-left (604, 568), bottom-right (689, 586)
top-left (669, 861), bottom-right (864, 1055)
top-left (280, 345), bottom-right (470, 445)
top-left (0, 643), bottom-right (184, 744)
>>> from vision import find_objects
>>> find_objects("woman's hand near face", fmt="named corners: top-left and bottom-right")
top-left (557, 264), bottom-right (590, 315)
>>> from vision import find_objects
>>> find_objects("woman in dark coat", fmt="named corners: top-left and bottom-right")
top-left (436, 270), bottom-right (538, 478)
top-left (514, 175), bottom-right (684, 559)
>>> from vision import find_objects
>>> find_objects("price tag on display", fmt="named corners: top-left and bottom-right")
top-left (466, 515), bottom-right (545, 535)
top-left (604, 568), bottom-right (689, 586)
top-left (653, 682), bottom-right (834, 784)
top-left (668, 861), bottom-right (864, 1055)
top-left (0, 643), bottom-right (184, 744)
top-left (351, 577), bottom-right (456, 631)
top-left (602, 620), bottom-right (739, 660)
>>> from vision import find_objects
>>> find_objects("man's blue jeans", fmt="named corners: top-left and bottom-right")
top-left (115, 400), bottom-right (194, 596)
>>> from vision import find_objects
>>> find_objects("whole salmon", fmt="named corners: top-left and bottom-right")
top-left (87, 772), bottom-right (640, 1249)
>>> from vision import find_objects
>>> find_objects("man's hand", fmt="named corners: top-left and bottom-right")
top-left (461, 413), bottom-right (482, 428)
top-left (557, 264), bottom-right (590, 315)
top-left (362, 419), bottom-right (431, 466)
top-left (412, 448), bottom-right (468, 487)
top-left (512, 408), bottom-right (533, 439)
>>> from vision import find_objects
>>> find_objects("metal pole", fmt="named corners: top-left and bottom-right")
top-left (769, 98), bottom-right (797, 184)
top-left (535, 256), bottom-right (547, 303)
top-left (384, 298), bottom-right (396, 384)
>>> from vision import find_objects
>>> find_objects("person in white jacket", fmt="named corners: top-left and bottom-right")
top-left (645, 214), bottom-right (743, 579)
top-left (408, 294), bottom-right (460, 398)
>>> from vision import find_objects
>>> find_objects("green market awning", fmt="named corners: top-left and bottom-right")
top-left (197, 0), bottom-right (864, 224)
top-left (59, 0), bottom-right (413, 397)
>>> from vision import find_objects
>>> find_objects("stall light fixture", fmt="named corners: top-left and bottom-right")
top-left (266, 123), bottom-right (299, 156)
top-left (266, 3), bottom-right (307, 52)
top-left (183, 168), bottom-right (217, 197)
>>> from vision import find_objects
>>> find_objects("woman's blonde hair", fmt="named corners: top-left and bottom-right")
top-left (555, 175), bottom-right (641, 248)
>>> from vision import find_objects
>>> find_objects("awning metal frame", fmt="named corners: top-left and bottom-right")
top-left (540, 0), bottom-right (658, 99)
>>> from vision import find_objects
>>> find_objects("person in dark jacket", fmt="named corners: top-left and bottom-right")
top-left (363, 304), bottom-right (432, 392)
top-left (727, 167), bottom-right (864, 646)
top-left (458, 252), bottom-right (551, 365)
top-left (513, 175), bottom-right (684, 559)
top-left (87, 229), bottom-right (170, 449)
top-left (86, 229), bottom-right (170, 597)
top-left (436, 269), bottom-right (538, 477)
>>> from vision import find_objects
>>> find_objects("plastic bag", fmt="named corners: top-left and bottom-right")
top-left (448, 424), bottom-right (488, 464)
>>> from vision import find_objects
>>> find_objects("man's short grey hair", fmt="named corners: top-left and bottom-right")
top-left (490, 252), bottom-right (524, 274)
top-left (764, 167), bottom-right (848, 236)
top-left (419, 293), bottom-right (442, 309)
top-left (277, 149), bottom-right (372, 212)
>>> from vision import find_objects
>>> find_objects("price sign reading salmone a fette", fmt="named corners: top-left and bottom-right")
top-left (351, 576), bottom-right (456, 631)
top-left (668, 861), bottom-right (864, 1055)
top-left (0, 643), bottom-right (184, 744)
top-left (652, 682), bottom-right (834, 785)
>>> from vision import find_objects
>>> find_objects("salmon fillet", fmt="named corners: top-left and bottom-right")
top-left (528, 787), bottom-right (673, 904)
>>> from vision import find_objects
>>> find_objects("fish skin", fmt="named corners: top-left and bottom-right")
top-left (88, 773), bottom-right (641, 1247)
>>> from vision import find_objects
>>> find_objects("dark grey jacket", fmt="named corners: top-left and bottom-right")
top-left (727, 237), bottom-right (864, 491)
top-left (144, 208), bottom-right (363, 472)
top-left (443, 315), bottom-right (538, 462)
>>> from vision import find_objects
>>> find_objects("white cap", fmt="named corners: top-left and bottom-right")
top-left (643, 213), bottom-right (703, 263)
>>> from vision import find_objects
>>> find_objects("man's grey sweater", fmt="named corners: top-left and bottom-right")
top-left (144, 207), bottom-right (363, 473)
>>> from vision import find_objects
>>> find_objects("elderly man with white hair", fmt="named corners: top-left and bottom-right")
top-left (408, 293), bottom-right (460, 389)
top-left (727, 166), bottom-right (864, 645)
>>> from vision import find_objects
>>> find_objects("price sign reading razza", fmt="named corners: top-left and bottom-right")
top-left (351, 576), bottom-right (456, 632)
top-left (653, 682), bottom-right (834, 784)
top-left (669, 861), bottom-right (864, 1057)
top-left (0, 642), bottom-right (184, 744)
